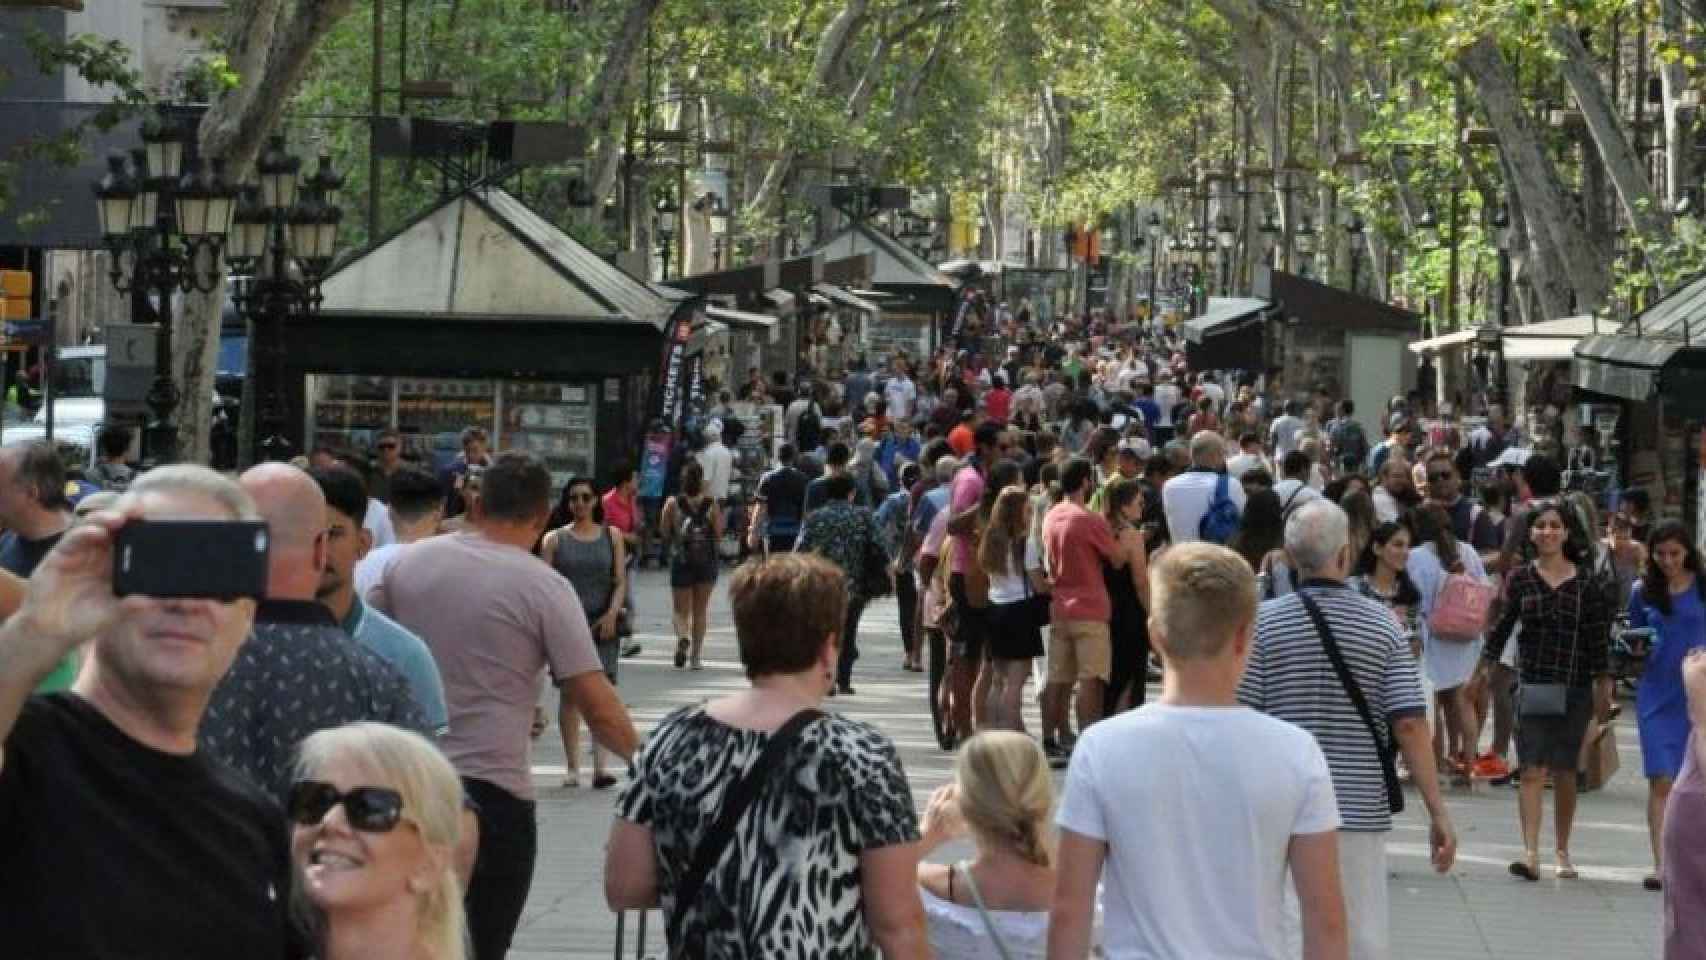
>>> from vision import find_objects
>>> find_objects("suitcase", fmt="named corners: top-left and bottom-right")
top-left (613, 909), bottom-right (656, 960)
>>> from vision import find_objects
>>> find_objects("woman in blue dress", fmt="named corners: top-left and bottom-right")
top-left (1629, 520), bottom-right (1706, 891)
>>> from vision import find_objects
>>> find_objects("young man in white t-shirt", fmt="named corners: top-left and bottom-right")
top-left (1050, 543), bottom-right (1348, 960)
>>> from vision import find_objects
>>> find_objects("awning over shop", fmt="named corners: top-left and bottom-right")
top-left (1183, 298), bottom-right (1271, 371)
top-left (814, 283), bottom-right (882, 315)
top-left (803, 224), bottom-right (956, 312)
top-left (1574, 271), bottom-right (1706, 401)
top-left (706, 305), bottom-right (779, 341)
top-left (1408, 329), bottom-right (1478, 354)
top-left (1183, 298), bottom-right (1271, 344)
top-left (1501, 315), bottom-right (1606, 362)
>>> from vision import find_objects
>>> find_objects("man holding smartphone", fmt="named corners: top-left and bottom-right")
top-left (0, 465), bottom-right (306, 957)
top-left (201, 464), bottom-right (430, 804)
top-left (374, 450), bottom-right (638, 960)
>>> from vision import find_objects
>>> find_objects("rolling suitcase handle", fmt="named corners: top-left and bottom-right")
top-left (614, 909), bottom-right (654, 960)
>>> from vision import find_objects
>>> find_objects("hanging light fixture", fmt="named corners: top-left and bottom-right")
top-left (1417, 207), bottom-right (1439, 248)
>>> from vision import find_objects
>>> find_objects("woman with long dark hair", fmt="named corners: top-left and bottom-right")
top-left (661, 461), bottom-right (722, 671)
top-left (1631, 521), bottom-right (1706, 890)
top-left (540, 476), bottom-right (626, 789)
top-left (1099, 477), bottom-right (1150, 716)
top-left (1483, 502), bottom-right (1617, 881)
top-left (978, 488), bottom-right (1044, 731)
top-left (1408, 503), bottom-right (1490, 788)
top-left (1229, 489), bottom-right (1286, 574)
top-left (1353, 521), bottom-right (1423, 649)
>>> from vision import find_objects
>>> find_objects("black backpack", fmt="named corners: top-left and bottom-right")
top-left (678, 497), bottom-right (719, 568)
top-left (796, 402), bottom-right (823, 451)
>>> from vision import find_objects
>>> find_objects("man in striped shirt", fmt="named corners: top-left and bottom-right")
top-left (1240, 500), bottom-right (1456, 960)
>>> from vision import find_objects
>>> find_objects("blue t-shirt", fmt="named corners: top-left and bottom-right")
top-left (342, 596), bottom-right (450, 737)
top-left (1631, 582), bottom-right (1706, 724)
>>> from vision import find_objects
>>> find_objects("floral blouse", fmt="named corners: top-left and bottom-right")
top-left (797, 501), bottom-right (880, 604)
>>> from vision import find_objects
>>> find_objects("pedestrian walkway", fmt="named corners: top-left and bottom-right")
top-left (514, 570), bottom-right (1663, 959)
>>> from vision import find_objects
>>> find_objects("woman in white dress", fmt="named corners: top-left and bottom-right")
top-left (917, 732), bottom-right (1059, 959)
top-left (1407, 502), bottom-right (1491, 788)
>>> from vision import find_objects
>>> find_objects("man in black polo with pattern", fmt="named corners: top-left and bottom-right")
top-left (201, 463), bottom-right (428, 804)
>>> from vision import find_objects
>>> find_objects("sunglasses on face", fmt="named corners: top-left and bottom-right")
top-left (288, 780), bottom-right (406, 833)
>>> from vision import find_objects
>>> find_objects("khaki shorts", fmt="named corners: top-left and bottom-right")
top-left (1047, 620), bottom-right (1111, 684)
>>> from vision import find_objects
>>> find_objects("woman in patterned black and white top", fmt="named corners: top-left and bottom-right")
top-left (605, 553), bottom-right (927, 958)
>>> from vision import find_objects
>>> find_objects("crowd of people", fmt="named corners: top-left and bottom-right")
top-left (0, 299), bottom-right (1703, 959)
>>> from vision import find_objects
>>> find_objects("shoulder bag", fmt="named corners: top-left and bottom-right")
top-left (957, 861), bottom-right (1017, 960)
top-left (1297, 591), bottom-right (1405, 815)
top-left (665, 709), bottom-right (824, 957)
top-left (1428, 549), bottom-right (1495, 643)
top-left (1518, 572), bottom-right (1578, 717)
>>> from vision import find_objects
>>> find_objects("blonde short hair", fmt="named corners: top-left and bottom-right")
top-left (1148, 542), bottom-right (1256, 661)
top-left (124, 464), bottom-right (260, 521)
top-left (954, 732), bottom-right (1055, 868)
top-left (295, 724), bottom-right (466, 960)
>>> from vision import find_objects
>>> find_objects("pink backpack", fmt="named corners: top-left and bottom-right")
top-left (1429, 564), bottom-right (1495, 643)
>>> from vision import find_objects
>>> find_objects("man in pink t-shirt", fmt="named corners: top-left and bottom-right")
top-left (1043, 456), bottom-right (1135, 737)
top-left (943, 421), bottom-right (1006, 735)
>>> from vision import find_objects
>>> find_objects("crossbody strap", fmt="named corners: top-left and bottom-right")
top-left (667, 708), bottom-right (824, 952)
top-left (1296, 591), bottom-right (1404, 815)
top-left (956, 862), bottom-right (1017, 960)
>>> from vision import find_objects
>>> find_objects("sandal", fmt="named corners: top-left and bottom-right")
top-left (561, 773), bottom-right (580, 789)
top-left (1556, 851), bottom-right (1578, 880)
top-left (674, 638), bottom-right (689, 669)
top-left (592, 773), bottom-right (617, 790)
top-left (1644, 874), bottom-right (1663, 891)
top-left (1509, 851), bottom-right (1540, 882)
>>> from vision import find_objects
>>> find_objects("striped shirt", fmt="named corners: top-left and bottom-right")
top-left (1238, 581), bottom-right (1427, 832)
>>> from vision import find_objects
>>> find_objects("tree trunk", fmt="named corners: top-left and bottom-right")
top-left (1548, 23), bottom-right (1669, 240)
top-left (177, 0), bottom-right (358, 464)
top-left (1662, 0), bottom-right (1694, 208)
top-left (749, 0), bottom-right (871, 218)
top-left (1458, 34), bottom-right (1610, 313)
top-left (582, 0), bottom-right (662, 221)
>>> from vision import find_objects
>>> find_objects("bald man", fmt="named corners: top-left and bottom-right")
top-left (199, 463), bottom-right (429, 804)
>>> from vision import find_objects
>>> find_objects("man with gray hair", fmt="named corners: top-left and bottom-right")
top-left (1240, 500), bottom-right (1455, 960)
top-left (1161, 430), bottom-right (1246, 544)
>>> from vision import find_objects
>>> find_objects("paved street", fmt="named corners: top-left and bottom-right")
top-left (515, 569), bottom-right (1665, 959)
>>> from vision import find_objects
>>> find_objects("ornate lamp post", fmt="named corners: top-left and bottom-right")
top-left (708, 194), bottom-right (730, 269)
top-left (654, 195), bottom-right (679, 280)
top-left (92, 107), bottom-right (237, 464)
top-left (1294, 215), bottom-right (1317, 278)
top-left (227, 136), bottom-right (343, 462)
top-left (1344, 213), bottom-right (1366, 292)
top-left (1215, 214), bottom-right (1236, 294)
top-left (1146, 211), bottom-right (1163, 311)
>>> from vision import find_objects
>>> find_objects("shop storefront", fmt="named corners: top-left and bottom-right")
top-left (1575, 274), bottom-right (1706, 544)
top-left (294, 186), bottom-right (669, 488)
top-left (806, 224), bottom-right (954, 362)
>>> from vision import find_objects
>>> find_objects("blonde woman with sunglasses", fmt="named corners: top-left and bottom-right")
top-left (291, 723), bottom-right (467, 960)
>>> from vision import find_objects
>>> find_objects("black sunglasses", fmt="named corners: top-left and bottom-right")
top-left (289, 780), bottom-right (406, 833)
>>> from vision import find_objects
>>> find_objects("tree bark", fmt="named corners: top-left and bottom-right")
top-left (1548, 23), bottom-right (1669, 240)
top-left (582, 0), bottom-right (662, 220)
top-left (1458, 34), bottom-right (1610, 313)
top-left (1662, 0), bottom-right (1695, 208)
top-left (748, 0), bottom-right (871, 218)
top-left (174, 0), bottom-right (358, 464)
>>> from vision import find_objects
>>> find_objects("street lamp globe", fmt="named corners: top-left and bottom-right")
top-left (257, 135), bottom-right (302, 212)
top-left (1216, 214), bottom-right (1235, 250)
top-left (1147, 211), bottom-right (1163, 240)
top-left (227, 185), bottom-right (269, 267)
top-left (93, 152), bottom-right (138, 241)
top-left (140, 111), bottom-right (185, 183)
top-left (1492, 205), bottom-right (1512, 253)
top-left (655, 196), bottom-right (678, 237)
top-left (1417, 207), bottom-right (1440, 248)
top-left (128, 148), bottom-right (159, 234)
top-left (305, 152), bottom-right (345, 211)
top-left (1295, 216), bottom-right (1317, 255)
top-left (709, 194), bottom-right (730, 238)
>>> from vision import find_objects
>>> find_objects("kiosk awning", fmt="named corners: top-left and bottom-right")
top-left (1573, 334), bottom-right (1685, 401)
top-left (706, 305), bottom-right (780, 342)
top-left (1182, 298), bottom-right (1270, 344)
top-left (1501, 315), bottom-right (1605, 362)
top-left (814, 283), bottom-right (882, 315)
top-left (1408, 329), bottom-right (1478, 354)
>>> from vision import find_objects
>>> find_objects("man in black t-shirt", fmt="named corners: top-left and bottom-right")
top-left (0, 465), bottom-right (305, 958)
top-left (747, 443), bottom-right (810, 555)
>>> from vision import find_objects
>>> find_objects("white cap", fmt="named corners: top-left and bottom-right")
top-left (1487, 447), bottom-right (1532, 469)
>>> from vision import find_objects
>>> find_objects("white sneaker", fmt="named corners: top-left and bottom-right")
top-left (690, 656), bottom-right (704, 671)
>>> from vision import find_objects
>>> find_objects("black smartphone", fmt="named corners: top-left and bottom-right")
top-left (113, 520), bottom-right (271, 600)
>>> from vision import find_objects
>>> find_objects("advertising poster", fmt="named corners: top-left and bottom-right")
top-left (640, 305), bottom-right (696, 498)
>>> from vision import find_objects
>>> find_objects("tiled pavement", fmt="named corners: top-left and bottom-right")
top-left (512, 570), bottom-right (1665, 959)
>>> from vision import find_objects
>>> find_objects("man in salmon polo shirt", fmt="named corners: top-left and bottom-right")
top-left (1042, 456), bottom-right (1139, 753)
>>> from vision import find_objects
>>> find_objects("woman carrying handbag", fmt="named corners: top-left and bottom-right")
top-left (1481, 502), bottom-right (1617, 882)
